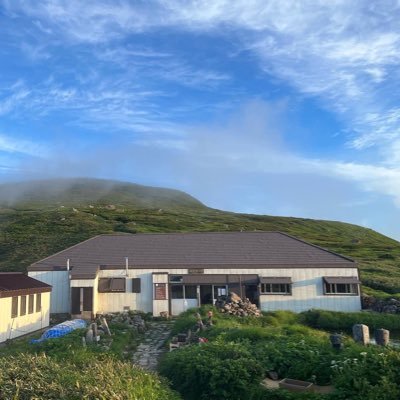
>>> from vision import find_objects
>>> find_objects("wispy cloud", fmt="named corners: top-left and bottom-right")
top-left (2, 1), bottom-right (400, 238)
top-left (0, 134), bottom-right (47, 157)
top-left (5, 1), bottom-right (400, 149)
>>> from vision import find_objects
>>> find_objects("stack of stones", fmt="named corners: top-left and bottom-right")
top-left (100, 312), bottom-right (148, 333)
top-left (216, 292), bottom-right (261, 317)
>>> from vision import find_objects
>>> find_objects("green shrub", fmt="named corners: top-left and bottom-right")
top-left (159, 342), bottom-right (264, 400)
top-left (331, 348), bottom-right (400, 400)
top-left (0, 353), bottom-right (180, 400)
top-left (250, 386), bottom-right (324, 400)
top-left (262, 311), bottom-right (300, 325)
top-left (249, 335), bottom-right (334, 385)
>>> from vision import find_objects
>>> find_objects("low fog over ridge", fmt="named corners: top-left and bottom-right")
top-left (0, 177), bottom-right (205, 210)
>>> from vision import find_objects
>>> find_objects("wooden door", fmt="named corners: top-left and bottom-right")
top-left (82, 287), bottom-right (93, 311)
top-left (71, 287), bottom-right (81, 314)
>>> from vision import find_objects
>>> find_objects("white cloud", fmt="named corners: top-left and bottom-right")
top-left (0, 134), bottom-right (47, 157)
top-left (3, 0), bottom-right (400, 236)
top-left (5, 0), bottom-right (400, 151)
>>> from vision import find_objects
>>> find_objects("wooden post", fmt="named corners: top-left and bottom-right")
top-left (101, 317), bottom-right (111, 336)
top-left (195, 312), bottom-right (204, 331)
top-left (92, 323), bottom-right (99, 343)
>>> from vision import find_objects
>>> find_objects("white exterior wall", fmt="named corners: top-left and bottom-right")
top-left (97, 269), bottom-right (187, 314)
top-left (257, 267), bottom-right (361, 312)
top-left (97, 267), bottom-right (361, 314)
top-left (28, 271), bottom-right (70, 314)
top-left (0, 292), bottom-right (50, 343)
top-left (30, 266), bottom-right (361, 316)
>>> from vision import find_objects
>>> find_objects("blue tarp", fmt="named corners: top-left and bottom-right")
top-left (31, 319), bottom-right (87, 344)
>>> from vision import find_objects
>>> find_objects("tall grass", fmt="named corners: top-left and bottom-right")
top-left (0, 353), bottom-right (180, 399)
top-left (301, 309), bottom-right (400, 333)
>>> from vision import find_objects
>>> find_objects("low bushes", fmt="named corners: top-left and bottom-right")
top-left (163, 308), bottom-right (400, 400)
top-left (159, 341), bottom-right (264, 400)
top-left (301, 309), bottom-right (400, 332)
top-left (331, 348), bottom-right (400, 400)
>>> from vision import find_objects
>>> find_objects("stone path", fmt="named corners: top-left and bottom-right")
top-left (132, 320), bottom-right (173, 370)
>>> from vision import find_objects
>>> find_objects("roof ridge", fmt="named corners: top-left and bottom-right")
top-left (97, 231), bottom-right (281, 237)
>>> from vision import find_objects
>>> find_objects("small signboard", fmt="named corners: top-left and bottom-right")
top-left (154, 283), bottom-right (167, 300)
top-left (188, 268), bottom-right (204, 274)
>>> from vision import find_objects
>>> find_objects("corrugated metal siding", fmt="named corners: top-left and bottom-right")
top-left (28, 271), bottom-right (70, 314)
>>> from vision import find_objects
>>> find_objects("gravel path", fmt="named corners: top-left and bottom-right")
top-left (132, 320), bottom-right (173, 370)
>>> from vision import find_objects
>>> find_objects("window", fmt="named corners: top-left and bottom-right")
top-left (20, 295), bottom-right (27, 316)
top-left (171, 285), bottom-right (184, 299)
top-left (184, 285), bottom-right (197, 299)
top-left (213, 285), bottom-right (227, 299)
top-left (154, 283), bottom-right (167, 300)
top-left (324, 283), bottom-right (359, 295)
top-left (323, 277), bottom-right (360, 296)
top-left (170, 275), bottom-right (183, 283)
top-left (36, 293), bottom-right (42, 312)
top-left (98, 278), bottom-right (126, 293)
top-left (11, 297), bottom-right (18, 318)
top-left (132, 278), bottom-right (141, 293)
top-left (28, 294), bottom-right (34, 314)
top-left (261, 283), bottom-right (292, 295)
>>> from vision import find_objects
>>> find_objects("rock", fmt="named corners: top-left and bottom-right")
top-left (215, 292), bottom-right (261, 317)
top-left (362, 295), bottom-right (400, 314)
top-left (352, 324), bottom-right (370, 345)
top-left (268, 371), bottom-right (279, 381)
top-left (86, 328), bottom-right (94, 343)
top-left (375, 329), bottom-right (390, 346)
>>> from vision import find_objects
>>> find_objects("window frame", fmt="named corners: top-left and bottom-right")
top-left (11, 296), bottom-right (18, 318)
top-left (171, 284), bottom-right (184, 299)
top-left (169, 275), bottom-right (183, 283)
top-left (324, 282), bottom-right (359, 296)
top-left (28, 294), bottom-right (34, 314)
top-left (36, 293), bottom-right (42, 313)
top-left (20, 295), bottom-right (27, 316)
top-left (260, 283), bottom-right (292, 295)
top-left (98, 278), bottom-right (126, 293)
top-left (184, 285), bottom-right (197, 299)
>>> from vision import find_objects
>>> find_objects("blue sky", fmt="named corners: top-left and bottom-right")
top-left (1, 1), bottom-right (400, 240)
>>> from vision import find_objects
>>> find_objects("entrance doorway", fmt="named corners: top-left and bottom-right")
top-left (245, 285), bottom-right (259, 306)
top-left (71, 287), bottom-right (93, 315)
top-left (200, 285), bottom-right (213, 305)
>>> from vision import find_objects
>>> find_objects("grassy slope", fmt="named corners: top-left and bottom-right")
top-left (0, 178), bottom-right (399, 295)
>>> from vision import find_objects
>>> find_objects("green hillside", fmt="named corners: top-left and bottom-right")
top-left (1, 178), bottom-right (399, 297)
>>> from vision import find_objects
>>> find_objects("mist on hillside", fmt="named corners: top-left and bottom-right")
top-left (0, 177), bottom-right (204, 209)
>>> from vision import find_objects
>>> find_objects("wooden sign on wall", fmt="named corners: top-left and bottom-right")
top-left (154, 283), bottom-right (167, 300)
top-left (188, 268), bottom-right (204, 274)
